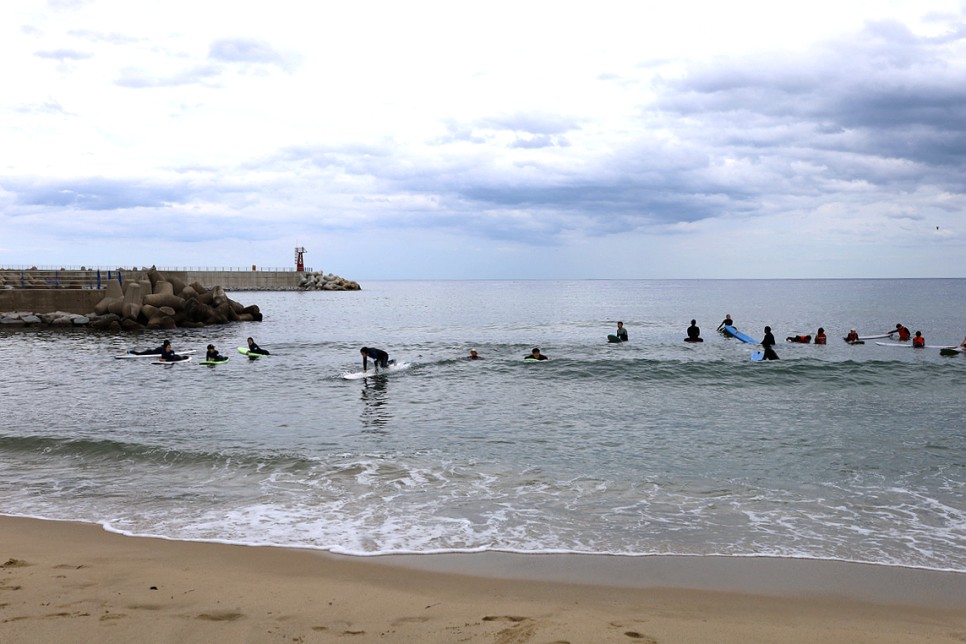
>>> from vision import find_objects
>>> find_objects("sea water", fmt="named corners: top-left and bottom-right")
top-left (1, 279), bottom-right (964, 571)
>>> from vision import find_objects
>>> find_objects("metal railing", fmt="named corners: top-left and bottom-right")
top-left (1, 265), bottom-right (312, 273)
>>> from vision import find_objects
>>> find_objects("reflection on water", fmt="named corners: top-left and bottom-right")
top-left (359, 376), bottom-right (390, 431)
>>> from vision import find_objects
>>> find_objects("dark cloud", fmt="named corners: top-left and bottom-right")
top-left (12, 177), bottom-right (188, 211)
top-left (34, 48), bottom-right (92, 60)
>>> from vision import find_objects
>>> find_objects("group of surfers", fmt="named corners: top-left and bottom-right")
top-left (129, 337), bottom-right (270, 362)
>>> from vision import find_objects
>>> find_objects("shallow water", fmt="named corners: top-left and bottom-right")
top-left (1, 279), bottom-right (964, 570)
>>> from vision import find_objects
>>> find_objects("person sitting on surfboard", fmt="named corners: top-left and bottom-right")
top-left (361, 346), bottom-right (392, 370)
top-left (159, 340), bottom-right (188, 362)
top-left (246, 337), bottom-right (270, 355)
top-left (893, 324), bottom-right (911, 341)
top-left (525, 348), bottom-right (549, 361)
top-left (206, 344), bottom-right (227, 362)
top-left (614, 321), bottom-right (628, 342)
top-left (814, 328), bottom-right (827, 345)
top-left (912, 331), bottom-right (925, 348)
top-left (129, 340), bottom-right (168, 355)
top-left (686, 320), bottom-right (702, 342)
top-left (716, 314), bottom-right (734, 332)
top-left (846, 329), bottom-right (860, 343)
top-left (466, 349), bottom-right (483, 360)
top-left (761, 326), bottom-right (780, 360)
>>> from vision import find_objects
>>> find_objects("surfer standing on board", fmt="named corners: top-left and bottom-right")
top-left (361, 347), bottom-right (393, 371)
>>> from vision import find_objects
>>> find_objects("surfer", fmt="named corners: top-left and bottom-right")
top-left (526, 348), bottom-right (549, 361)
top-left (716, 314), bottom-right (734, 332)
top-left (785, 334), bottom-right (811, 343)
top-left (761, 326), bottom-right (780, 360)
top-left (846, 329), bottom-right (860, 343)
top-left (615, 321), bottom-right (628, 342)
top-left (912, 331), bottom-right (925, 348)
top-left (960, 336), bottom-right (966, 349)
top-left (814, 328), bottom-right (827, 345)
top-left (686, 320), bottom-right (703, 342)
top-left (206, 344), bottom-right (227, 361)
top-left (129, 340), bottom-right (168, 355)
top-left (246, 337), bottom-right (270, 356)
top-left (361, 346), bottom-right (392, 370)
top-left (893, 324), bottom-right (911, 341)
top-left (466, 349), bottom-right (483, 360)
top-left (159, 340), bottom-right (188, 362)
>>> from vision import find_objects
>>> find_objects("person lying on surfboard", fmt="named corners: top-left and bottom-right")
top-left (360, 346), bottom-right (393, 371)
top-left (246, 337), bottom-right (270, 355)
top-left (129, 340), bottom-right (168, 355)
top-left (206, 344), bottom-right (227, 361)
top-left (525, 348), bottom-right (549, 361)
top-left (159, 340), bottom-right (189, 362)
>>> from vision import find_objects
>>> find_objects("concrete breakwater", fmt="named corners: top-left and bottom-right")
top-left (1, 267), bottom-right (262, 331)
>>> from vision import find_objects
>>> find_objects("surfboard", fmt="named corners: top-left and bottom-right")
top-left (683, 338), bottom-right (704, 343)
top-left (858, 333), bottom-right (894, 340)
top-left (199, 358), bottom-right (229, 365)
top-left (237, 347), bottom-right (270, 358)
top-left (875, 342), bottom-right (953, 349)
top-left (341, 361), bottom-right (411, 380)
top-left (750, 351), bottom-right (765, 361)
top-left (723, 325), bottom-right (757, 344)
top-left (115, 349), bottom-right (197, 359)
top-left (843, 338), bottom-right (865, 345)
top-left (607, 334), bottom-right (623, 343)
top-left (940, 347), bottom-right (965, 356)
top-left (152, 356), bottom-right (192, 364)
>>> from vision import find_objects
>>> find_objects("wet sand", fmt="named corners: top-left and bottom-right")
top-left (1, 515), bottom-right (964, 643)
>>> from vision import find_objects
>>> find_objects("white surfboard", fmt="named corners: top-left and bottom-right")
top-left (342, 361), bottom-right (411, 380)
top-left (152, 356), bottom-right (193, 365)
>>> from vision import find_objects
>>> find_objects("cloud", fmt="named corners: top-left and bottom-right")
top-left (34, 48), bottom-right (92, 60)
top-left (115, 64), bottom-right (223, 88)
top-left (208, 38), bottom-right (295, 71)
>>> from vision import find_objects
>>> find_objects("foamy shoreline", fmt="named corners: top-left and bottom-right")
top-left (2, 516), bottom-right (964, 643)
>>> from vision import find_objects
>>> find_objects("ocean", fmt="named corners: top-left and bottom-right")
top-left (1, 279), bottom-right (964, 572)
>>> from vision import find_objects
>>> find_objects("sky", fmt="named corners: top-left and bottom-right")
top-left (2, 0), bottom-right (966, 279)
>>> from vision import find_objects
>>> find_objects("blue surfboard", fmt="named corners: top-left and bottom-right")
top-left (724, 325), bottom-right (758, 344)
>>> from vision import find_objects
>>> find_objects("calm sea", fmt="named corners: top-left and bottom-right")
top-left (1, 279), bottom-right (964, 571)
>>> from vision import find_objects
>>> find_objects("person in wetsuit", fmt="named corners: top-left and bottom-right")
top-left (525, 347), bottom-right (549, 360)
top-left (361, 346), bottom-right (392, 370)
top-left (686, 320), bottom-right (703, 342)
top-left (129, 340), bottom-right (168, 355)
top-left (246, 337), bottom-right (270, 355)
top-left (785, 334), bottom-right (811, 343)
top-left (761, 326), bottom-right (780, 360)
top-left (159, 340), bottom-right (188, 362)
top-left (614, 321), bottom-right (628, 342)
top-left (206, 344), bottom-right (226, 361)
top-left (716, 314), bottom-right (734, 332)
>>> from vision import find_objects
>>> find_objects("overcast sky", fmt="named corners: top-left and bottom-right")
top-left (2, 1), bottom-right (965, 279)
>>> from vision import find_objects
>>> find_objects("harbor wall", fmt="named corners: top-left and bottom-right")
top-left (0, 268), bottom-right (302, 314)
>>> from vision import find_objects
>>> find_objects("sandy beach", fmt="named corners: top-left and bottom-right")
top-left (1, 516), bottom-right (964, 643)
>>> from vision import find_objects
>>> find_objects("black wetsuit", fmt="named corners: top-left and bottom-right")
top-left (160, 348), bottom-right (188, 362)
top-left (761, 331), bottom-right (779, 360)
top-left (687, 324), bottom-right (702, 342)
top-left (131, 345), bottom-right (164, 355)
top-left (362, 347), bottom-right (390, 370)
top-left (206, 350), bottom-right (226, 361)
top-left (615, 327), bottom-right (628, 341)
top-left (525, 353), bottom-right (549, 361)
top-left (247, 342), bottom-right (269, 355)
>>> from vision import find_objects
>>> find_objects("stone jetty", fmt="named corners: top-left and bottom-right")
top-left (1, 267), bottom-right (262, 331)
top-left (296, 271), bottom-right (361, 291)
